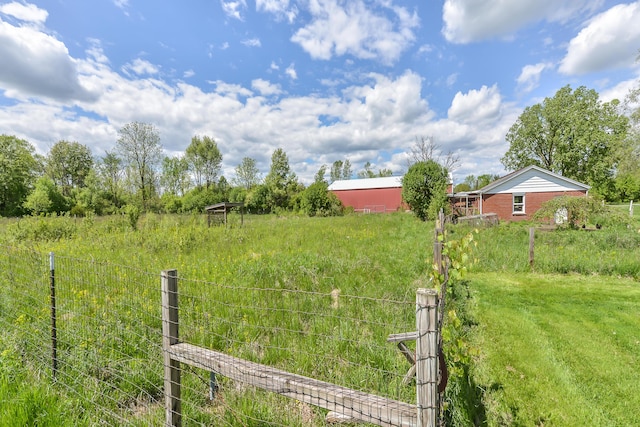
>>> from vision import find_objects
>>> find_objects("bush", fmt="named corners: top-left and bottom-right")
top-left (123, 205), bottom-right (140, 230)
top-left (299, 182), bottom-right (343, 217)
top-left (533, 196), bottom-right (609, 229)
top-left (7, 215), bottom-right (77, 241)
top-left (402, 161), bottom-right (448, 221)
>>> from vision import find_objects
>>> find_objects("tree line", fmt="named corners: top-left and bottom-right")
top-left (0, 121), bottom-right (398, 218)
top-left (1, 81), bottom-right (638, 220)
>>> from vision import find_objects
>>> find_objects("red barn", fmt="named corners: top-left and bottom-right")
top-left (451, 165), bottom-right (590, 221)
top-left (328, 176), bottom-right (404, 213)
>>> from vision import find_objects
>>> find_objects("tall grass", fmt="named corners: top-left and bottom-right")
top-left (463, 219), bottom-right (640, 278)
top-left (2, 211), bottom-right (639, 425)
top-left (0, 212), bottom-right (432, 426)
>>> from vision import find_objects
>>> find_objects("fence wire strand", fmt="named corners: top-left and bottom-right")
top-left (1, 245), bottom-right (429, 426)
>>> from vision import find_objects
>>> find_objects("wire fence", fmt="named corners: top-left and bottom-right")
top-left (0, 242), bottom-right (444, 426)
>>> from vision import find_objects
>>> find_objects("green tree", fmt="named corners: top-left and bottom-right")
top-left (161, 156), bottom-right (190, 196)
top-left (46, 140), bottom-right (93, 197)
top-left (402, 160), bottom-right (448, 221)
top-left (116, 122), bottom-right (163, 210)
top-left (330, 160), bottom-right (344, 182)
top-left (314, 164), bottom-right (327, 183)
top-left (23, 176), bottom-right (68, 215)
top-left (476, 174), bottom-right (499, 189)
top-left (185, 135), bottom-right (222, 189)
top-left (357, 161), bottom-right (393, 179)
top-left (98, 150), bottom-right (124, 210)
top-left (233, 157), bottom-right (261, 189)
top-left (245, 184), bottom-right (270, 214)
top-left (613, 79), bottom-right (640, 201)
top-left (265, 148), bottom-right (298, 210)
top-left (0, 135), bottom-right (38, 216)
top-left (76, 169), bottom-right (108, 215)
top-left (329, 159), bottom-right (352, 182)
top-left (502, 85), bottom-right (628, 196)
top-left (342, 159), bottom-right (352, 180)
top-left (300, 181), bottom-right (343, 217)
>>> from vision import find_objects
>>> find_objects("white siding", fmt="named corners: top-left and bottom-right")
top-left (485, 169), bottom-right (586, 194)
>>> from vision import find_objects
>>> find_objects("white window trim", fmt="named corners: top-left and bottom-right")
top-left (513, 193), bottom-right (525, 214)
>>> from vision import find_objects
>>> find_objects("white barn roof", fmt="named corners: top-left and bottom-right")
top-left (328, 176), bottom-right (403, 191)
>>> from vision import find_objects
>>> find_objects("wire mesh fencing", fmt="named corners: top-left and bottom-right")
top-left (0, 247), bottom-right (164, 425)
top-left (0, 245), bottom-right (439, 426)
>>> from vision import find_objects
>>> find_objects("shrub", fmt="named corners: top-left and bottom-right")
top-left (402, 160), bottom-right (448, 221)
top-left (299, 182), bottom-right (343, 217)
top-left (123, 205), bottom-right (140, 230)
top-left (533, 195), bottom-right (609, 229)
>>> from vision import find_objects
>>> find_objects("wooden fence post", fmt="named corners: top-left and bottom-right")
top-left (529, 227), bottom-right (535, 269)
top-left (416, 288), bottom-right (438, 427)
top-left (162, 269), bottom-right (181, 427)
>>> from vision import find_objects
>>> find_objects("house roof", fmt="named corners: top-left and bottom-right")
top-left (328, 176), bottom-right (403, 191)
top-left (479, 165), bottom-right (591, 194)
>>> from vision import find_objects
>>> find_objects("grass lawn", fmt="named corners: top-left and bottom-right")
top-left (2, 212), bottom-right (640, 425)
top-left (469, 272), bottom-right (640, 426)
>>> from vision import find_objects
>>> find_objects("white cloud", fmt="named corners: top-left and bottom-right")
top-left (446, 73), bottom-right (458, 87)
top-left (0, 2), bottom-right (48, 25)
top-left (221, 0), bottom-right (246, 20)
top-left (517, 62), bottom-right (553, 93)
top-left (0, 18), bottom-right (95, 101)
top-left (291, 0), bottom-right (419, 65)
top-left (442, 0), bottom-right (603, 44)
top-left (241, 38), bottom-right (261, 47)
top-left (113, 0), bottom-right (130, 12)
top-left (270, 61), bottom-right (279, 70)
top-left (600, 74), bottom-right (640, 104)
top-left (559, 2), bottom-right (640, 75)
top-left (122, 58), bottom-right (159, 76)
top-left (183, 70), bottom-right (195, 79)
top-left (448, 84), bottom-right (502, 125)
top-left (0, 20), bottom-right (519, 183)
top-left (256, 0), bottom-right (298, 23)
top-left (285, 63), bottom-right (297, 80)
top-left (252, 78), bottom-right (282, 96)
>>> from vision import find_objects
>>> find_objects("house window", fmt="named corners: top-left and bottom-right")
top-left (513, 194), bottom-right (525, 214)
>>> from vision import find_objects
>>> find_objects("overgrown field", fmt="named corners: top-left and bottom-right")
top-left (0, 213), bottom-right (430, 426)
top-left (0, 211), bottom-right (639, 426)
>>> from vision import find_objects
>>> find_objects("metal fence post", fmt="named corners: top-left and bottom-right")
top-left (416, 288), bottom-right (438, 427)
top-left (162, 269), bottom-right (181, 427)
top-left (49, 252), bottom-right (58, 380)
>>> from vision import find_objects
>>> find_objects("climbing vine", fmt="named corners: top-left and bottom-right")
top-left (430, 228), bottom-right (483, 425)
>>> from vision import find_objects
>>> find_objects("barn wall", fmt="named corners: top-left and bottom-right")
top-left (332, 188), bottom-right (404, 212)
top-left (482, 191), bottom-right (587, 221)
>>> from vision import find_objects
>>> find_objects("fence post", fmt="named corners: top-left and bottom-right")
top-left (49, 252), bottom-right (58, 380)
top-left (416, 288), bottom-right (438, 427)
top-left (529, 227), bottom-right (535, 269)
top-left (162, 269), bottom-right (181, 427)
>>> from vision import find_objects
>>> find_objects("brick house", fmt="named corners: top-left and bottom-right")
top-left (451, 165), bottom-right (590, 221)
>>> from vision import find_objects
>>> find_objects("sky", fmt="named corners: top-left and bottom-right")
top-left (1, 0), bottom-right (639, 185)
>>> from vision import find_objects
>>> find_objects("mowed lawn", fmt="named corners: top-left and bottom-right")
top-left (469, 272), bottom-right (640, 426)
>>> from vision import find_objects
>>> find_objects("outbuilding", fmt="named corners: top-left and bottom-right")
top-left (451, 165), bottom-right (590, 221)
top-left (328, 176), bottom-right (404, 213)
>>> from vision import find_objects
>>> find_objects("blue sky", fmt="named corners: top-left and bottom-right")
top-left (1, 0), bottom-right (639, 184)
